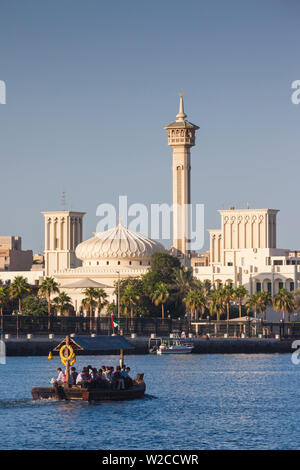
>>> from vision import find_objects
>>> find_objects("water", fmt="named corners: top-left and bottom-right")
top-left (0, 354), bottom-right (299, 449)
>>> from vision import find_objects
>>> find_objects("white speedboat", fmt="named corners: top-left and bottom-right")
top-left (157, 340), bottom-right (194, 355)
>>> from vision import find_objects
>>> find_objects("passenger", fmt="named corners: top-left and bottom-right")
top-left (112, 366), bottom-right (125, 390)
top-left (76, 368), bottom-right (89, 387)
top-left (96, 369), bottom-right (106, 388)
top-left (124, 367), bottom-right (133, 389)
top-left (122, 366), bottom-right (128, 378)
top-left (105, 367), bottom-right (113, 382)
top-left (89, 368), bottom-right (97, 381)
top-left (56, 368), bottom-right (65, 384)
top-left (69, 367), bottom-right (78, 385)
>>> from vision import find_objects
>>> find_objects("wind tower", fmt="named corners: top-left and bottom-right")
top-left (42, 210), bottom-right (86, 276)
top-left (164, 92), bottom-right (199, 265)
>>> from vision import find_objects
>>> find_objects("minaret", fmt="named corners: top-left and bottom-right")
top-left (164, 93), bottom-right (199, 264)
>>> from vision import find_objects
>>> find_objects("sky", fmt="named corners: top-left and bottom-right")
top-left (0, 0), bottom-right (299, 253)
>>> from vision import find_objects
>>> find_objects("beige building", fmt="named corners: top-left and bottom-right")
top-left (0, 236), bottom-right (33, 272)
top-left (42, 211), bottom-right (85, 276)
top-left (164, 93), bottom-right (199, 264)
top-left (193, 207), bottom-right (299, 296)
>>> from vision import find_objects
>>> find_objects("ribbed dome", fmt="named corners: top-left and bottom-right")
top-left (75, 223), bottom-right (165, 260)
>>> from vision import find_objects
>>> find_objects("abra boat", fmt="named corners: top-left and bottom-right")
top-left (32, 376), bottom-right (146, 402)
top-left (31, 335), bottom-right (146, 402)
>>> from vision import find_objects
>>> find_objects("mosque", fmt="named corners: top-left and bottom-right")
top-left (1, 94), bottom-right (298, 316)
top-left (41, 94), bottom-right (199, 313)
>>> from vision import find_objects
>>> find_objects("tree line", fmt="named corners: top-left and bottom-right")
top-left (0, 253), bottom-right (299, 325)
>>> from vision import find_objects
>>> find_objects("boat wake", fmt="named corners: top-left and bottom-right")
top-left (0, 398), bottom-right (58, 409)
top-left (143, 393), bottom-right (158, 400)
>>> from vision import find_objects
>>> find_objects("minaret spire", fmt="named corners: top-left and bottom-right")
top-left (176, 91), bottom-right (187, 122)
top-left (164, 93), bottom-right (200, 266)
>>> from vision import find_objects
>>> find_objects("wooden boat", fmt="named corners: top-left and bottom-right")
top-left (32, 374), bottom-right (146, 402)
top-left (31, 335), bottom-right (146, 402)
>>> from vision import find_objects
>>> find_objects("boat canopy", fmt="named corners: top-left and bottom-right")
top-left (53, 335), bottom-right (135, 352)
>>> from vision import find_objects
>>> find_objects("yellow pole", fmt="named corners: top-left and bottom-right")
top-left (65, 335), bottom-right (70, 387)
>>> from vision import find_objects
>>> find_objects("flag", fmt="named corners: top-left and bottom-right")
top-left (111, 314), bottom-right (120, 328)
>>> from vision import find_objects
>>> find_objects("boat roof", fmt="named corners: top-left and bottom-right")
top-left (53, 335), bottom-right (135, 352)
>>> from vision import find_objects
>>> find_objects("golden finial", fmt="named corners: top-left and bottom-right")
top-left (179, 90), bottom-right (184, 97)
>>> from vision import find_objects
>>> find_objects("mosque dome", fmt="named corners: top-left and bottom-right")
top-left (75, 223), bottom-right (166, 261)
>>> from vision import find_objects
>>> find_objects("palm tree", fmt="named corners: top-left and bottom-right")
top-left (256, 291), bottom-right (272, 320)
top-left (9, 276), bottom-right (31, 313)
top-left (220, 285), bottom-right (235, 321)
top-left (183, 290), bottom-right (205, 321)
top-left (38, 277), bottom-right (59, 315)
top-left (94, 288), bottom-right (108, 316)
top-left (0, 286), bottom-right (8, 330)
top-left (273, 288), bottom-right (295, 323)
top-left (150, 282), bottom-right (169, 319)
top-left (120, 285), bottom-right (140, 320)
top-left (52, 292), bottom-right (73, 316)
top-left (173, 267), bottom-right (194, 299)
top-left (232, 286), bottom-right (248, 318)
top-left (246, 292), bottom-right (261, 319)
top-left (209, 291), bottom-right (224, 321)
top-left (81, 288), bottom-right (98, 330)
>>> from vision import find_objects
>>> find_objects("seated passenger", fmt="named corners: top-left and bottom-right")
top-left (124, 367), bottom-right (133, 388)
top-left (122, 366), bottom-right (128, 378)
top-left (112, 366), bottom-right (125, 390)
top-left (69, 367), bottom-right (78, 385)
top-left (56, 368), bottom-right (65, 384)
top-left (76, 368), bottom-right (89, 386)
top-left (95, 369), bottom-right (106, 388)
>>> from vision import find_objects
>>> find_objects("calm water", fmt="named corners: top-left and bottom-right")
top-left (0, 354), bottom-right (299, 450)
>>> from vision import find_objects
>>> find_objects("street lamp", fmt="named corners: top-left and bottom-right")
top-left (116, 271), bottom-right (120, 321)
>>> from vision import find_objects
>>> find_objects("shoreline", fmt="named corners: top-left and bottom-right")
top-left (2, 336), bottom-right (295, 356)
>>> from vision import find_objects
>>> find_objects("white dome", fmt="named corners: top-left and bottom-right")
top-left (75, 223), bottom-right (165, 261)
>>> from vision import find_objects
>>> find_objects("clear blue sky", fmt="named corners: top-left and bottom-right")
top-left (0, 0), bottom-right (299, 252)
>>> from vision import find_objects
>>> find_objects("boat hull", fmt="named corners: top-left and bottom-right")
top-left (157, 349), bottom-right (193, 354)
top-left (31, 382), bottom-right (146, 402)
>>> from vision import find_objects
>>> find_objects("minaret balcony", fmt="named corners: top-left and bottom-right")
top-left (168, 137), bottom-right (195, 146)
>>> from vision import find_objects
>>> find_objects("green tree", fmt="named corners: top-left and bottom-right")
top-left (81, 288), bottom-right (97, 316)
top-left (232, 286), bottom-right (248, 318)
top-left (94, 288), bottom-right (109, 316)
top-left (246, 292), bottom-right (261, 318)
top-left (150, 252), bottom-right (181, 283)
top-left (219, 285), bottom-right (235, 321)
top-left (22, 295), bottom-right (49, 316)
top-left (273, 288), bottom-right (295, 322)
top-left (121, 284), bottom-right (140, 320)
top-left (9, 276), bottom-right (31, 313)
top-left (183, 290), bottom-right (206, 321)
top-left (173, 267), bottom-right (194, 298)
top-left (150, 282), bottom-right (170, 319)
top-left (38, 277), bottom-right (59, 315)
top-left (53, 292), bottom-right (73, 316)
top-left (0, 286), bottom-right (9, 329)
top-left (256, 291), bottom-right (272, 320)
